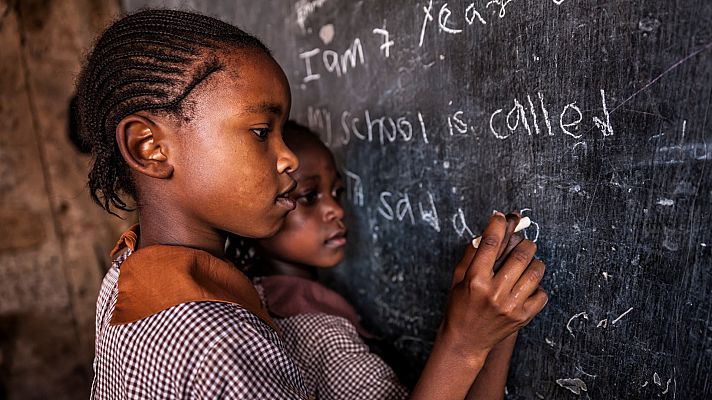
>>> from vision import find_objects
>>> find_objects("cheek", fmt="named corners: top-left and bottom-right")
top-left (222, 145), bottom-right (277, 206)
top-left (281, 211), bottom-right (318, 244)
top-left (267, 211), bottom-right (322, 254)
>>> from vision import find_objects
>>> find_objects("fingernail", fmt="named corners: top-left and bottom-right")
top-left (492, 210), bottom-right (505, 217)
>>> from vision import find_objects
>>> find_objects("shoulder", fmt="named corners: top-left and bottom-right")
top-left (97, 250), bottom-right (129, 308)
top-left (278, 313), bottom-right (367, 359)
top-left (280, 313), bottom-right (361, 340)
top-left (185, 303), bottom-right (309, 399)
top-left (160, 301), bottom-right (282, 347)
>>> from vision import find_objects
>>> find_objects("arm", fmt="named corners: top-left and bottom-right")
top-left (465, 332), bottom-right (517, 400)
top-left (465, 214), bottom-right (526, 399)
top-left (410, 330), bottom-right (489, 399)
top-left (410, 212), bottom-right (548, 400)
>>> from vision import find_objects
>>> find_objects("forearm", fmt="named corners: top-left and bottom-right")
top-left (410, 328), bottom-right (489, 400)
top-left (465, 332), bottom-right (518, 400)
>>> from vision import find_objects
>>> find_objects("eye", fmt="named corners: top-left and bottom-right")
top-left (251, 127), bottom-right (271, 140)
top-left (332, 186), bottom-right (345, 202)
top-left (297, 189), bottom-right (319, 206)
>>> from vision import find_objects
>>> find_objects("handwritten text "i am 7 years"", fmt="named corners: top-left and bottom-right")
top-left (296, 0), bottom-right (571, 83)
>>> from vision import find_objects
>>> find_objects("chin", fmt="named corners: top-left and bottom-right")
top-left (243, 219), bottom-right (286, 240)
top-left (315, 254), bottom-right (345, 268)
top-left (265, 218), bottom-right (289, 238)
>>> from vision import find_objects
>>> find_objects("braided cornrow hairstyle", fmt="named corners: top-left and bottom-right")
top-left (75, 9), bottom-right (270, 215)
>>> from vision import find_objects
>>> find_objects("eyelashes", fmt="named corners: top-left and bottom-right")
top-left (297, 189), bottom-right (319, 206)
top-left (296, 186), bottom-right (345, 207)
top-left (251, 127), bottom-right (271, 140)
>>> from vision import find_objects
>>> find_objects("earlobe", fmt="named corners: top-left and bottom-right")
top-left (116, 115), bottom-right (174, 179)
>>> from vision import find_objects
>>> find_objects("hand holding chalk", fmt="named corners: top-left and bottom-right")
top-left (472, 216), bottom-right (531, 248)
top-left (429, 211), bottom-right (547, 395)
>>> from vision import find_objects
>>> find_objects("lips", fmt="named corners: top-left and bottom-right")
top-left (276, 180), bottom-right (297, 211)
top-left (276, 196), bottom-right (296, 210)
top-left (324, 230), bottom-right (347, 248)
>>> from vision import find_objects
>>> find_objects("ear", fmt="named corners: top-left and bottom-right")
top-left (115, 114), bottom-right (174, 179)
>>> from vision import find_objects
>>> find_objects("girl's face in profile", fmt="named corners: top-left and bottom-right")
top-left (258, 138), bottom-right (347, 268)
top-left (167, 49), bottom-right (299, 239)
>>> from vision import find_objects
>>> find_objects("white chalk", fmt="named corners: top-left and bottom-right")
top-left (471, 216), bottom-right (531, 248)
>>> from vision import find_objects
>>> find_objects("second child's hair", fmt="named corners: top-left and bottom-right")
top-left (76, 9), bottom-right (270, 214)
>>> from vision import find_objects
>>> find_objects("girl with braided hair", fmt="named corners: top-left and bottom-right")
top-left (80, 9), bottom-right (547, 400)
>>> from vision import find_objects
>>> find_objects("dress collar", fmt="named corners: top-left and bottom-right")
top-left (109, 225), bottom-right (278, 332)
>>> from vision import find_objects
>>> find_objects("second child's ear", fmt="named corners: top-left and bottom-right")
top-left (116, 114), bottom-right (174, 179)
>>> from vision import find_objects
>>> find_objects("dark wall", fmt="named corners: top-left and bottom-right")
top-left (125, 1), bottom-right (712, 398)
top-left (0, 1), bottom-right (128, 399)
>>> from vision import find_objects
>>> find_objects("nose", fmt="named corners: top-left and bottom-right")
top-left (276, 137), bottom-right (299, 174)
top-left (323, 194), bottom-right (345, 222)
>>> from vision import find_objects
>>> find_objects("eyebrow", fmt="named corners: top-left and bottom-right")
top-left (245, 101), bottom-right (283, 116)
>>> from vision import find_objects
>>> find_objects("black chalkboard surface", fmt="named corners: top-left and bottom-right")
top-left (124, 1), bottom-right (712, 398)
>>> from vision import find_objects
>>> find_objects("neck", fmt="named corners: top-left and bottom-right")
top-left (137, 207), bottom-right (227, 258)
top-left (259, 258), bottom-right (317, 280)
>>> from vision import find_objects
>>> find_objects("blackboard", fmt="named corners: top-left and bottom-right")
top-left (124, 1), bottom-right (712, 398)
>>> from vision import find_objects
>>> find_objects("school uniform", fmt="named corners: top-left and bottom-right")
top-left (92, 226), bottom-right (312, 399)
top-left (254, 275), bottom-right (408, 400)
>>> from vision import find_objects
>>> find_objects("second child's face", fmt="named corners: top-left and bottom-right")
top-left (258, 140), bottom-right (347, 268)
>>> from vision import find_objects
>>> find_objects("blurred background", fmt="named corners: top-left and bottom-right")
top-left (0, 1), bottom-right (133, 398)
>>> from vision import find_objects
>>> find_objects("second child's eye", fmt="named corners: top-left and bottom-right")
top-left (251, 128), bottom-right (270, 140)
top-left (297, 190), bottom-right (319, 206)
top-left (333, 187), bottom-right (345, 202)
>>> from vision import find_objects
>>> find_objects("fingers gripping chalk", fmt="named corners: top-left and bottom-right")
top-left (472, 217), bottom-right (531, 248)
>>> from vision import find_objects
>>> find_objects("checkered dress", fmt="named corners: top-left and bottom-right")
top-left (275, 314), bottom-right (408, 400)
top-left (252, 279), bottom-right (408, 400)
top-left (91, 249), bottom-right (311, 399)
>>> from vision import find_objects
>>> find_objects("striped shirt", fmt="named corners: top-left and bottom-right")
top-left (92, 242), bottom-right (311, 399)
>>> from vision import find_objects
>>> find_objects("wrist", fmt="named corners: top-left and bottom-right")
top-left (492, 331), bottom-right (518, 350)
top-left (435, 324), bottom-right (490, 370)
top-left (413, 331), bottom-right (488, 400)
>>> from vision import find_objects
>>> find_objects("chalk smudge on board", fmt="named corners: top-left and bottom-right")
top-left (662, 227), bottom-right (679, 251)
top-left (295, 0), bottom-right (328, 31)
top-left (319, 23), bottom-right (334, 44)
top-left (556, 378), bottom-right (588, 395)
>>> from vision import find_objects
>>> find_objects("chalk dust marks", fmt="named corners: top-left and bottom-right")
top-left (295, 0), bottom-right (328, 32)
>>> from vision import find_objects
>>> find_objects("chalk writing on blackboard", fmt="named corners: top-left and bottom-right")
top-left (298, 37), bottom-right (365, 82)
top-left (418, 0), bottom-right (567, 47)
top-left (489, 90), bottom-right (614, 140)
top-left (372, 25), bottom-right (394, 58)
